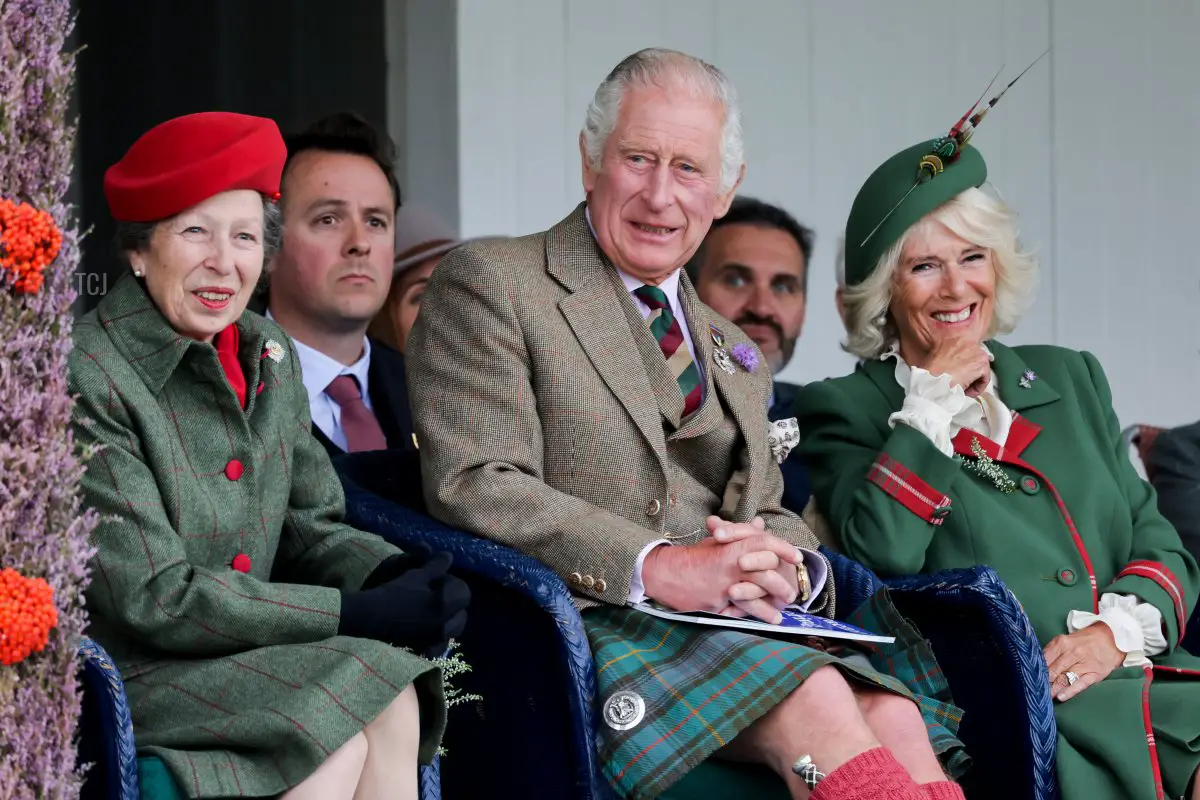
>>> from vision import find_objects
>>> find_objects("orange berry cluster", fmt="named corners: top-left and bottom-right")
top-left (0, 197), bottom-right (63, 295)
top-left (0, 568), bottom-right (58, 666)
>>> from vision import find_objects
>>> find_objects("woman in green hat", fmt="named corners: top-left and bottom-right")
top-left (795, 135), bottom-right (1200, 799)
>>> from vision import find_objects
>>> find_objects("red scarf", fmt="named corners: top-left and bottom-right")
top-left (213, 323), bottom-right (247, 409)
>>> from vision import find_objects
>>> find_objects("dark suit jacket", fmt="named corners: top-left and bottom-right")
top-left (310, 337), bottom-right (418, 458)
top-left (1149, 420), bottom-right (1200, 562)
top-left (769, 379), bottom-right (811, 513)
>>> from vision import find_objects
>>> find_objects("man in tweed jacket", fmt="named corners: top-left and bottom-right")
top-left (407, 49), bottom-right (966, 800)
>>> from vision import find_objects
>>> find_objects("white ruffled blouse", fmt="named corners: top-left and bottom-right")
top-left (883, 343), bottom-right (1166, 666)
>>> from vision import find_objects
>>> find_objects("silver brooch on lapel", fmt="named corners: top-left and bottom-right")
top-left (768, 417), bottom-right (801, 463)
top-left (710, 324), bottom-right (736, 375)
top-left (1018, 369), bottom-right (1037, 389)
top-left (603, 690), bottom-right (645, 731)
top-left (264, 340), bottom-right (285, 363)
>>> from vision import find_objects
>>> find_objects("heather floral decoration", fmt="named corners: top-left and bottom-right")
top-left (0, 1), bottom-right (99, 797)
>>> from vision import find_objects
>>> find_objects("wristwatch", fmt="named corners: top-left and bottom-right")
top-left (796, 561), bottom-right (811, 604)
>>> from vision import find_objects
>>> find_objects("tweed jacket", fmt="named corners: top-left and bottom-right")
top-left (406, 204), bottom-right (828, 612)
top-left (71, 274), bottom-right (443, 797)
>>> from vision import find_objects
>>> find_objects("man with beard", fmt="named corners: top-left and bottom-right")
top-left (688, 196), bottom-right (813, 510)
top-left (687, 196), bottom-right (811, 419)
top-left (265, 112), bottom-right (418, 458)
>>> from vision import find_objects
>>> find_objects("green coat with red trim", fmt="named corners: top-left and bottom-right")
top-left (796, 340), bottom-right (1200, 800)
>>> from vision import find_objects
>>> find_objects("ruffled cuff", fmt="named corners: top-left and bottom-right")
top-left (887, 368), bottom-right (976, 457)
top-left (1066, 593), bottom-right (1168, 667)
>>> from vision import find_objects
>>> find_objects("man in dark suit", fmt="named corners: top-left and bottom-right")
top-left (1149, 420), bottom-right (1200, 561)
top-left (687, 196), bottom-right (813, 510)
top-left (265, 112), bottom-right (418, 459)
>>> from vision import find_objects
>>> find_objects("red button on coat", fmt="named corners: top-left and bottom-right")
top-left (225, 459), bottom-right (244, 481)
top-left (231, 553), bottom-right (252, 573)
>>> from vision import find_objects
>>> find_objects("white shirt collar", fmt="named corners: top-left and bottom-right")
top-left (266, 309), bottom-right (372, 405)
top-left (616, 264), bottom-right (684, 305)
top-left (585, 205), bottom-right (685, 306)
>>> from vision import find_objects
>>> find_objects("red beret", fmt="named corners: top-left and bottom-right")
top-left (103, 111), bottom-right (286, 223)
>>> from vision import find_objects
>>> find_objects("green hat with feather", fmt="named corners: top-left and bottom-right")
top-left (842, 53), bottom-right (1047, 287)
top-left (843, 140), bottom-right (986, 287)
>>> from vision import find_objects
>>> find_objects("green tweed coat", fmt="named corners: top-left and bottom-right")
top-left (797, 340), bottom-right (1200, 800)
top-left (70, 274), bottom-right (445, 799)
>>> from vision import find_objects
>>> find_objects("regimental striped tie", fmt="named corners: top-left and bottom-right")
top-left (633, 285), bottom-right (702, 416)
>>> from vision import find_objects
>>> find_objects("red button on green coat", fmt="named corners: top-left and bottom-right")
top-left (232, 553), bottom-right (252, 573)
top-left (225, 460), bottom-right (244, 481)
top-left (1057, 568), bottom-right (1078, 586)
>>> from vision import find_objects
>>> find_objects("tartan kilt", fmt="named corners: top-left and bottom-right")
top-left (124, 636), bottom-right (445, 798)
top-left (585, 589), bottom-right (969, 800)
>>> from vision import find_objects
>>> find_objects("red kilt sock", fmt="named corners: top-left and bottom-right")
top-left (810, 747), bottom-right (925, 800)
top-left (920, 780), bottom-right (966, 799)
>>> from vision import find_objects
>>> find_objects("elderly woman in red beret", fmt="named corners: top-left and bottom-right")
top-left (70, 112), bottom-right (467, 799)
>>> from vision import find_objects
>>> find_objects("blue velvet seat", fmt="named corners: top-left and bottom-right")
top-left (334, 454), bottom-right (1061, 800)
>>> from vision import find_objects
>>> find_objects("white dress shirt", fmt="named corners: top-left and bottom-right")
top-left (267, 310), bottom-right (374, 453)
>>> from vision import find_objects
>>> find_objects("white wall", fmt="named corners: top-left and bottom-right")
top-left (399, 0), bottom-right (1200, 430)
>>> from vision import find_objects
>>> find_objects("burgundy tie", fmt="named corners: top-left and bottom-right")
top-left (324, 375), bottom-right (388, 452)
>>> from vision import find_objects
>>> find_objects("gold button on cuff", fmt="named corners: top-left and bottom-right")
top-left (595, 578), bottom-right (608, 592)
top-left (568, 572), bottom-right (582, 585)
top-left (582, 575), bottom-right (596, 589)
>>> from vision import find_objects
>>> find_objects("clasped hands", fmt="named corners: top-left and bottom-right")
top-left (642, 515), bottom-right (803, 624)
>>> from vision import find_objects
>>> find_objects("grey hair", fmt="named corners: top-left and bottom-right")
top-left (581, 48), bottom-right (744, 194)
top-left (841, 186), bottom-right (1039, 360)
top-left (113, 195), bottom-right (284, 269)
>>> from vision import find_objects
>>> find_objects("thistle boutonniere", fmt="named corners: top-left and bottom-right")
top-left (959, 436), bottom-right (1016, 494)
top-left (730, 343), bottom-right (760, 373)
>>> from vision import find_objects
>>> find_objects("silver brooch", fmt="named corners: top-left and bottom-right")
top-left (264, 339), bottom-right (285, 363)
top-left (710, 324), bottom-right (736, 374)
top-left (1019, 369), bottom-right (1037, 389)
top-left (602, 690), bottom-right (645, 731)
top-left (712, 348), bottom-right (736, 375)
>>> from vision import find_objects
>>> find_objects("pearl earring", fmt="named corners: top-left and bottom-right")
top-left (873, 314), bottom-right (887, 327)
top-left (133, 269), bottom-right (144, 277)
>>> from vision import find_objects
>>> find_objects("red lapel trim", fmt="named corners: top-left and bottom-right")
top-left (1004, 414), bottom-right (1041, 459)
top-left (952, 425), bottom-right (1099, 612)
